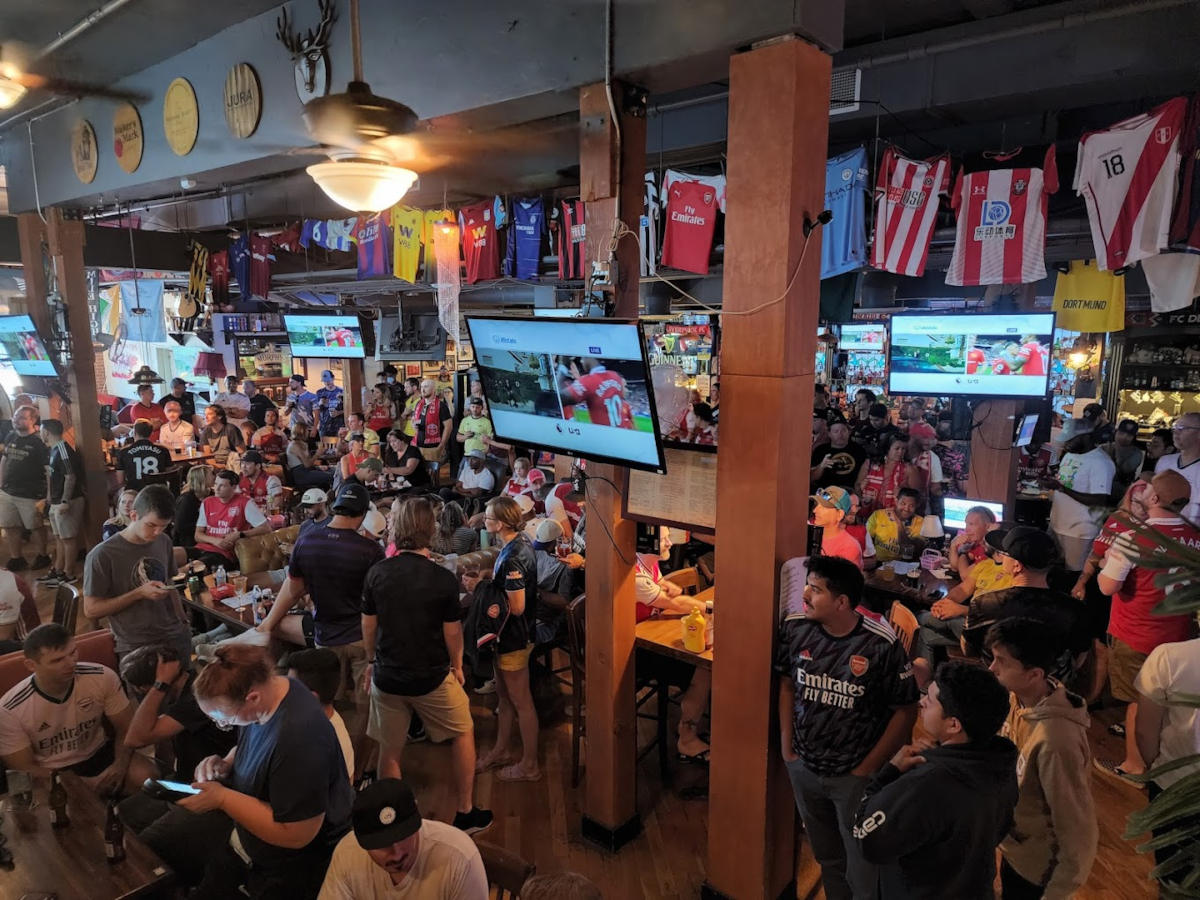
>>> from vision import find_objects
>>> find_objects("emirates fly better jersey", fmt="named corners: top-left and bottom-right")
top-left (822, 146), bottom-right (870, 279)
top-left (661, 179), bottom-right (720, 275)
top-left (563, 365), bottom-right (633, 428)
top-left (1074, 97), bottom-right (1185, 271)
top-left (0, 665), bottom-right (128, 768)
top-left (871, 148), bottom-right (951, 277)
top-left (946, 146), bottom-right (1058, 286)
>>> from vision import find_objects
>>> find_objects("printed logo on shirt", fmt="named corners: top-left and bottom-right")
top-left (77, 696), bottom-right (95, 711)
top-left (849, 655), bottom-right (870, 677)
top-left (852, 810), bottom-right (885, 839)
top-left (975, 200), bottom-right (1016, 241)
top-left (1156, 126), bottom-right (1173, 145)
top-left (795, 669), bottom-right (866, 709)
top-left (798, 649), bottom-right (812, 660)
top-left (38, 721), bottom-right (50, 731)
top-left (1013, 178), bottom-right (1028, 195)
top-left (841, 168), bottom-right (853, 182)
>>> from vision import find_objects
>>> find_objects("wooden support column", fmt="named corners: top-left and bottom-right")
top-left (704, 38), bottom-right (831, 900)
top-left (579, 79), bottom-right (647, 849)
top-left (967, 399), bottom-right (1019, 514)
top-left (23, 210), bottom-right (109, 545)
top-left (343, 360), bottom-right (365, 420)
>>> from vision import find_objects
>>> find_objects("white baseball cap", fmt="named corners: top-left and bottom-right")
top-left (300, 488), bottom-right (328, 505)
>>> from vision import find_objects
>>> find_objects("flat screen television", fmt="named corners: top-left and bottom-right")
top-left (0, 315), bottom-right (57, 376)
top-left (839, 323), bottom-right (886, 351)
top-left (466, 315), bottom-right (667, 472)
top-left (943, 497), bottom-right (1005, 531)
top-left (1014, 413), bottom-right (1039, 447)
top-left (642, 315), bottom-right (718, 451)
top-left (887, 312), bottom-right (1055, 398)
top-left (283, 314), bottom-right (365, 359)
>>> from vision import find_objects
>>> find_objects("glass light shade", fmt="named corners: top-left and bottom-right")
top-left (920, 515), bottom-right (945, 539)
top-left (0, 76), bottom-right (27, 110)
top-left (307, 159), bottom-right (418, 213)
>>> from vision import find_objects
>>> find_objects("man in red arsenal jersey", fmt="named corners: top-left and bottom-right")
top-left (192, 469), bottom-right (271, 566)
top-left (559, 358), bottom-right (634, 429)
top-left (1014, 337), bottom-right (1046, 376)
top-left (966, 347), bottom-right (985, 374)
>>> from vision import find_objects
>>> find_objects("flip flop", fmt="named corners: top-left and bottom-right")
top-left (1092, 757), bottom-right (1145, 787)
top-left (497, 764), bottom-right (542, 782)
top-left (1107, 723), bottom-right (1126, 737)
top-left (475, 755), bottom-right (515, 774)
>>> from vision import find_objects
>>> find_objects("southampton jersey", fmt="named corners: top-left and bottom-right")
top-left (563, 366), bottom-right (633, 428)
top-left (354, 212), bottom-right (391, 279)
top-left (554, 201), bottom-right (587, 280)
top-left (458, 202), bottom-right (500, 283)
top-left (774, 611), bottom-right (917, 776)
top-left (390, 205), bottom-right (423, 282)
top-left (822, 147), bottom-right (870, 279)
top-left (661, 179), bottom-right (720, 275)
top-left (871, 148), bottom-right (951, 277)
top-left (946, 146), bottom-right (1058, 286)
top-left (1075, 97), bottom-right (1186, 270)
top-left (505, 198), bottom-right (545, 280)
top-left (0, 665), bottom-right (128, 768)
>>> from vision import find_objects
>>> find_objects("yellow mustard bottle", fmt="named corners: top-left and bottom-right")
top-left (682, 608), bottom-right (708, 653)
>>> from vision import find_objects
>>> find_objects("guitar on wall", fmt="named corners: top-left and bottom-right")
top-left (179, 240), bottom-right (210, 331)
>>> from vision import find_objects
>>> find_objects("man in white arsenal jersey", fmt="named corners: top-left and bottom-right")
top-left (1074, 97), bottom-right (1185, 271)
top-left (870, 148), bottom-right (951, 277)
top-left (946, 146), bottom-right (1058, 287)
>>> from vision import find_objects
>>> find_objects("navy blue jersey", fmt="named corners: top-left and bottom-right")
top-left (229, 234), bottom-right (251, 300)
top-left (505, 198), bottom-right (545, 280)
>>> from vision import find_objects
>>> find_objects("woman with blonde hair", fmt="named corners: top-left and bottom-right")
top-left (468, 495), bottom-right (541, 781)
top-left (174, 465), bottom-right (214, 552)
top-left (101, 488), bottom-right (138, 541)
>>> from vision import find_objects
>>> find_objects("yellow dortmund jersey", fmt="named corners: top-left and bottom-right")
top-left (422, 209), bottom-right (454, 273)
top-left (1052, 260), bottom-right (1125, 333)
top-left (390, 205), bottom-right (423, 282)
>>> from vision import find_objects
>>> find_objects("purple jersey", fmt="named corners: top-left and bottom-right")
top-left (353, 213), bottom-right (391, 278)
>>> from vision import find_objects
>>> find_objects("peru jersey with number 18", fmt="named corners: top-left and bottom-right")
top-left (1074, 97), bottom-right (1186, 271)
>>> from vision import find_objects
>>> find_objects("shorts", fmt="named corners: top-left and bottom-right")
top-left (497, 643), bottom-right (534, 672)
top-left (318, 639), bottom-right (369, 703)
top-left (1107, 636), bottom-right (1149, 702)
top-left (367, 673), bottom-right (473, 750)
top-left (67, 739), bottom-right (115, 778)
top-left (0, 490), bottom-right (43, 531)
top-left (49, 497), bottom-right (86, 540)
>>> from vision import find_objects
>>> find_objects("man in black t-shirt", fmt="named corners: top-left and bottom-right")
top-left (775, 555), bottom-right (919, 900)
top-left (853, 403), bottom-right (900, 460)
top-left (810, 421), bottom-right (868, 491)
top-left (0, 404), bottom-right (50, 572)
top-left (40, 419), bottom-right (85, 587)
top-left (361, 496), bottom-right (492, 835)
top-left (118, 421), bottom-right (174, 490)
top-left (242, 379), bottom-right (278, 430)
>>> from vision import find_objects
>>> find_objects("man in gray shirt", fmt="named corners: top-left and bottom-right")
top-left (83, 485), bottom-right (192, 665)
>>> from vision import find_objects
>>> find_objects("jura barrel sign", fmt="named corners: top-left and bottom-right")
top-left (224, 63), bottom-right (262, 139)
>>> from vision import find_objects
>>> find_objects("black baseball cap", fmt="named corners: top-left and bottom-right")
top-left (352, 779), bottom-right (422, 850)
top-left (985, 526), bottom-right (1058, 570)
top-left (240, 449), bottom-right (263, 464)
top-left (332, 482), bottom-right (370, 516)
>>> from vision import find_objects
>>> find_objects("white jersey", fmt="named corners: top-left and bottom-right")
top-left (1074, 97), bottom-right (1186, 271)
top-left (640, 171), bottom-right (660, 277)
top-left (0, 664), bottom-right (128, 768)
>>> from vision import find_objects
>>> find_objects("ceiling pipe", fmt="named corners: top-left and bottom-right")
top-left (38, 0), bottom-right (140, 58)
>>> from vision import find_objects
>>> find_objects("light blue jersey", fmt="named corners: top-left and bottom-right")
top-left (821, 147), bottom-right (870, 279)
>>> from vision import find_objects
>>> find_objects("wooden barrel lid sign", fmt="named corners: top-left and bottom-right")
top-left (163, 76), bottom-right (199, 156)
top-left (71, 119), bottom-right (98, 184)
top-left (224, 63), bottom-right (262, 139)
top-left (112, 102), bottom-right (144, 173)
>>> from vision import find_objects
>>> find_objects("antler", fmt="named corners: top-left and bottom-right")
top-left (275, 5), bottom-right (303, 56)
top-left (304, 0), bottom-right (337, 51)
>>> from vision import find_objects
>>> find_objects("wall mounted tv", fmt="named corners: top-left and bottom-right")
top-left (465, 315), bottom-right (667, 472)
top-left (0, 315), bottom-right (58, 376)
top-left (283, 314), bottom-right (365, 359)
top-left (375, 300), bottom-right (447, 362)
top-left (887, 311), bottom-right (1055, 398)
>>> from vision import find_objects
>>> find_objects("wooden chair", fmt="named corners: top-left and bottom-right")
top-left (663, 566), bottom-right (701, 595)
top-left (564, 593), bottom-right (586, 786)
top-left (887, 601), bottom-right (919, 661)
top-left (475, 840), bottom-right (535, 899)
top-left (53, 583), bottom-right (80, 634)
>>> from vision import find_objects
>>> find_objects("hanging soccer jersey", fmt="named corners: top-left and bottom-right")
top-left (249, 233), bottom-right (272, 298)
top-left (870, 148), bottom-right (951, 277)
top-left (1074, 97), bottom-right (1185, 271)
top-left (229, 235), bottom-right (251, 299)
top-left (208, 250), bottom-right (229, 305)
top-left (1170, 96), bottom-right (1200, 252)
top-left (661, 179), bottom-right (719, 275)
top-left (458, 201), bottom-right (499, 283)
top-left (946, 146), bottom-right (1058, 286)
top-left (1142, 252), bottom-right (1200, 312)
top-left (390, 205), bottom-right (423, 282)
top-left (640, 172), bottom-right (660, 278)
top-left (505, 197), bottom-right (545, 280)
top-left (1051, 260), bottom-right (1126, 332)
top-left (554, 201), bottom-right (587, 280)
top-left (311, 217), bottom-right (358, 252)
top-left (822, 147), bottom-right (870, 279)
top-left (353, 212), bottom-right (391, 279)
top-left (660, 170), bottom-right (727, 213)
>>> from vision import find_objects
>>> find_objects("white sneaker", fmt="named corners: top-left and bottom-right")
top-left (475, 678), bottom-right (496, 695)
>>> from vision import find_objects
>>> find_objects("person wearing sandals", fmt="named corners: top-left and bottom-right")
top-left (465, 496), bottom-right (542, 782)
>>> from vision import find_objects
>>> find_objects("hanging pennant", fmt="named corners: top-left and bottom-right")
top-left (433, 221), bottom-right (461, 343)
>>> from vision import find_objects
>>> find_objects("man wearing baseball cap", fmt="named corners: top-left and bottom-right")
top-left (238, 449), bottom-right (282, 508)
top-left (316, 369), bottom-right (345, 438)
top-left (285, 374), bottom-right (317, 429)
top-left (442, 450), bottom-right (495, 507)
top-left (906, 421), bottom-right (944, 504)
top-left (319, 779), bottom-right (487, 897)
top-left (298, 487), bottom-right (331, 541)
top-left (455, 396), bottom-right (494, 457)
top-left (812, 486), bottom-right (863, 569)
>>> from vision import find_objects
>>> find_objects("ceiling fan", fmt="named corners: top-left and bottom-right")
top-left (0, 41), bottom-right (148, 110)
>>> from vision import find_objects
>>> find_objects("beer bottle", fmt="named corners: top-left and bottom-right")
top-left (104, 796), bottom-right (126, 863)
top-left (48, 771), bottom-right (69, 828)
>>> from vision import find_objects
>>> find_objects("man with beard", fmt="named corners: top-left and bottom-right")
top-left (811, 421), bottom-right (867, 491)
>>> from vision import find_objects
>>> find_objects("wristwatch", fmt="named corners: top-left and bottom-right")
top-left (152, 681), bottom-right (172, 693)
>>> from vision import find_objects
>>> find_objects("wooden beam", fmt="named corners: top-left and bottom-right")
top-left (579, 79), bottom-right (647, 847)
top-left (705, 37), bottom-right (831, 900)
top-left (967, 398), bottom-right (1019, 514)
top-left (44, 210), bottom-right (108, 545)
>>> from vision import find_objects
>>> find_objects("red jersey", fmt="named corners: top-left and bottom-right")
top-left (564, 366), bottom-right (633, 428)
top-left (249, 234), bottom-right (272, 298)
top-left (660, 179), bottom-right (719, 275)
top-left (239, 472), bottom-right (271, 505)
top-left (554, 201), bottom-right (587, 280)
top-left (1015, 341), bottom-right (1046, 375)
top-left (208, 250), bottom-right (229, 304)
top-left (871, 148), bottom-right (951, 277)
top-left (458, 202), bottom-right (499, 283)
top-left (195, 494), bottom-right (257, 560)
top-left (327, 328), bottom-right (354, 347)
top-left (1106, 517), bottom-right (1200, 653)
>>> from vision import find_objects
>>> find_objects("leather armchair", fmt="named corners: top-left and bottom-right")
top-left (235, 525), bottom-right (301, 575)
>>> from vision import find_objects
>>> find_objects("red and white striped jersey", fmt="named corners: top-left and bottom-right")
top-left (870, 148), bottom-right (950, 277)
top-left (946, 146), bottom-right (1058, 286)
top-left (1075, 97), bottom-right (1186, 270)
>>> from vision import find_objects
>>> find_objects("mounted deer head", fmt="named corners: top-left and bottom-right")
top-left (276, 0), bottom-right (337, 102)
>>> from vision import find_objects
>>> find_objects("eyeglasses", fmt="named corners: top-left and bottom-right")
top-left (1172, 425), bottom-right (1200, 432)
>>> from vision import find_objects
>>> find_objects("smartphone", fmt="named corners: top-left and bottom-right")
top-left (142, 778), bottom-right (202, 802)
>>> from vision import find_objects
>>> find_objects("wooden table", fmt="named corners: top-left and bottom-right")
top-left (0, 773), bottom-right (173, 899)
top-left (634, 586), bottom-right (714, 670)
top-left (167, 448), bottom-right (217, 467)
top-left (864, 564), bottom-right (953, 609)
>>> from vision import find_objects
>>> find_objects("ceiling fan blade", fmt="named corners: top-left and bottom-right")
top-left (16, 72), bottom-right (148, 104)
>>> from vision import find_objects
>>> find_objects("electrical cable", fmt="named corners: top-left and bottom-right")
top-left (604, 0), bottom-right (621, 225)
top-left (582, 475), bottom-right (633, 566)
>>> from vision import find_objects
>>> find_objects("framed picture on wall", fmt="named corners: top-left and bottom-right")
top-left (404, 363), bottom-right (421, 378)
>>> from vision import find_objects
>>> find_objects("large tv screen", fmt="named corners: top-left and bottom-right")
top-left (284, 314), bottom-right (365, 359)
top-left (466, 316), bottom-right (667, 472)
top-left (887, 312), bottom-right (1055, 398)
top-left (839, 323), bottom-right (886, 351)
top-left (642, 316), bottom-right (718, 451)
top-left (0, 315), bottom-right (57, 376)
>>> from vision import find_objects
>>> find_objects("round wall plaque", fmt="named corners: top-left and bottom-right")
top-left (112, 102), bottom-right (144, 173)
top-left (71, 119), bottom-right (98, 184)
top-left (163, 76), bottom-right (199, 156)
top-left (223, 63), bottom-right (262, 139)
